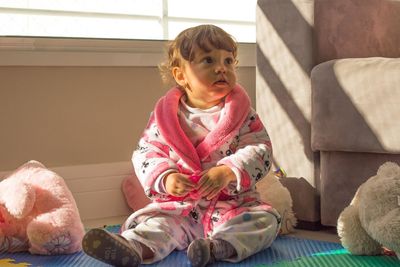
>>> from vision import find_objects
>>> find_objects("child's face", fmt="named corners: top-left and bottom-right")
top-left (174, 47), bottom-right (237, 109)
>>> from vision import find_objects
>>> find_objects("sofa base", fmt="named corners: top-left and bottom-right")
top-left (295, 220), bottom-right (322, 231)
top-left (320, 151), bottom-right (400, 226)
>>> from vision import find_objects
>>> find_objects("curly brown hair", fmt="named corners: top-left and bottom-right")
top-left (159, 24), bottom-right (238, 87)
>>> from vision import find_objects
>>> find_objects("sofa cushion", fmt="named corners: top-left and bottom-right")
top-left (311, 57), bottom-right (400, 153)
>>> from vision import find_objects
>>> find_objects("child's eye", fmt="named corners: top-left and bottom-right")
top-left (225, 57), bottom-right (234, 65)
top-left (202, 57), bottom-right (213, 64)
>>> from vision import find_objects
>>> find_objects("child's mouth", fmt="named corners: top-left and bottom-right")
top-left (214, 79), bottom-right (228, 85)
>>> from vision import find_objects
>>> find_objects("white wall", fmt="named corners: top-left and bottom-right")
top-left (0, 38), bottom-right (256, 170)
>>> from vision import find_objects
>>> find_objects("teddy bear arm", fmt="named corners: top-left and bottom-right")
top-left (367, 208), bottom-right (400, 257)
top-left (338, 205), bottom-right (382, 255)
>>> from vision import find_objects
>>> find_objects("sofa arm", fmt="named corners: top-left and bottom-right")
top-left (311, 57), bottom-right (400, 154)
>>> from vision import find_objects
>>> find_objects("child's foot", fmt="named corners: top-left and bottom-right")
top-left (82, 228), bottom-right (142, 267)
top-left (187, 238), bottom-right (237, 267)
top-left (187, 238), bottom-right (213, 267)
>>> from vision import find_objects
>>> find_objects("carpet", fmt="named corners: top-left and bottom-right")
top-left (1, 225), bottom-right (398, 267)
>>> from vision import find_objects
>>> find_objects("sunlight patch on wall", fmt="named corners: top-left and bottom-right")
top-left (256, 68), bottom-right (314, 182)
top-left (256, 6), bottom-right (311, 122)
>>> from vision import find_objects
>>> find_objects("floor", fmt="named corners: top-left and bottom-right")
top-left (84, 216), bottom-right (341, 244)
top-left (288, 226), bottom-right (340, 243)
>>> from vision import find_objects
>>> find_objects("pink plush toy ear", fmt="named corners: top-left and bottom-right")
top-left (0, 161), bottom-right (42, 219)
top-left (0, 179), bottom-right (35, 219)
top-left (122, 174), bottom-right (150, 211)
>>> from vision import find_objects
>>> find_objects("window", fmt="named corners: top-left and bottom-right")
top-left (0, 0), bottom-right (256, 42)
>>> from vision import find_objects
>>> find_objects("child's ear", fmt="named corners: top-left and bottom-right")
top-left (172, 66), bottom-right (186, 87)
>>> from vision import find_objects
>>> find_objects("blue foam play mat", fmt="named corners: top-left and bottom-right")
top-left (1, 225), bottom-right (398, 266)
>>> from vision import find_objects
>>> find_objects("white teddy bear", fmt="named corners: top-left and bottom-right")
top-left (337, 161), bottom-right (400, 259)
top-left (256, 171), bottom-right (297, 234)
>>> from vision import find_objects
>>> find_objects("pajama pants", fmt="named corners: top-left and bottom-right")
top-left (121, 210), bottom-right (280, 264)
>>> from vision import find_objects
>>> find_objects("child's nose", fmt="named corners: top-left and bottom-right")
top-left (215, 62), bottom-right (227, 74)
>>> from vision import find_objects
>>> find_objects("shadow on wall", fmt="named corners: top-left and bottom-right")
top-left (279, 176), bottom-right (320, 230)
top-left (256, 0), bottom-right (316, 179)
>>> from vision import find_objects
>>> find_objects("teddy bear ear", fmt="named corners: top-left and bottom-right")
top-left (377, 161), bottom-right (400, 178)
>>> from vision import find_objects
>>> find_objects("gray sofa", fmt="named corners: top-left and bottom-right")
top-left (256, 0), bottom-right (400, 228)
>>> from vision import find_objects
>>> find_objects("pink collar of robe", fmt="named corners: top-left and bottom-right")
top-left (154, 84), bottom-right (251, 172)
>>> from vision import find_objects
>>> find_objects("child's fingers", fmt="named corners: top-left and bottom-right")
top-left (198, 169), bottom-right (208, 176)
top-left (180, 178), bottom-right (196, 188)
top-left (173, 186), bottom-right (191, 196)
top-left (196, 174), bottom-right (211, 189)
top-left (198, 181), bottom-right (222, 196)
top-left (196, 182), bottom-right (213, 195)
top-left (206, 188), bottom-right (221, 200)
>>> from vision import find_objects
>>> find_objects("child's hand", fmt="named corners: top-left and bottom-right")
top-left (164, 172), bottom-right (196, 197)
top-left (196, 166), bottom-right (236, 200)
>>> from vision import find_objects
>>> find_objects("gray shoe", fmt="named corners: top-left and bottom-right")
top-left (82, 228), bottom-right (142, 267)
top-left (187, 238), bottom-right (215, 267)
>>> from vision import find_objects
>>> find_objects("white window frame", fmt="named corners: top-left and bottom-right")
top-left (0, 0), bottom-right (256, 67)
top-left (0, 37), bottom-right (255, 67)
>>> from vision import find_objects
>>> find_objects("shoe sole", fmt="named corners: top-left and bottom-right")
top-left (82, 228), bottom-right (140, 267)
top-left (187, 239), bottom-right (211, 267)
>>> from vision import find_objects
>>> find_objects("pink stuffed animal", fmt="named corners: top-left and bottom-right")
top-left (0, 160), bottom-right (84, 255)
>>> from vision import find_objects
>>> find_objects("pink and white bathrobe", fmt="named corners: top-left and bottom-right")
top-left (122, 85), bottom-right (281, 263)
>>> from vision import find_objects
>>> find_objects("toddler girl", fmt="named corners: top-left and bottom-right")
top-left (83, 24), bottom-right (281, 267)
